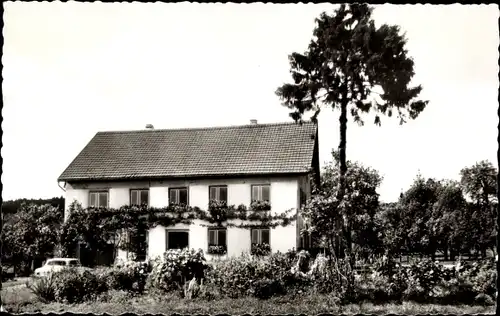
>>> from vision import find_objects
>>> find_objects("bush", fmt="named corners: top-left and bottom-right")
top-left (101, 261), bottom-right (150, 293)
top-left (26, 275), bottom-right (56, 303)
top-left (51, 268), bottom-right (108, 303)
top-left (251, 243), bottom-right (271, 256)
top-left (205, 253), bottom-right (287, 298)
top-left (253, 278), bottom-right (285, 299)
top-left (146, 248), bottom-right (208, 293)
top-left (403, 258), bottom-right (446, 302)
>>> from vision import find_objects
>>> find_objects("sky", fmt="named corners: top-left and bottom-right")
top-left (2, 2), bottom-right (499, 202)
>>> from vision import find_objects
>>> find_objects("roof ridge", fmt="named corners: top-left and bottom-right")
top-left (97, 120), bottom-right (315, 134)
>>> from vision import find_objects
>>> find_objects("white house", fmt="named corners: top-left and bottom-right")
top-left (58, 120), bottom-right (320, 262)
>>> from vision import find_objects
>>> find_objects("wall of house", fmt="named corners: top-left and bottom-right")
top-left (64, 176), bottom-right (302, 260)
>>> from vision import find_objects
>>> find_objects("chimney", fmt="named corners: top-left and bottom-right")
top-left (145, 124), bottom-right (154, 129)
top-left (250, 119), bottom-right (258, 125)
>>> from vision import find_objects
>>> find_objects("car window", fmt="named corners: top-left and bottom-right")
top-left (47, 260), bottom-right (66, 266)
top-left (67, 260), bottom-right (80, 266)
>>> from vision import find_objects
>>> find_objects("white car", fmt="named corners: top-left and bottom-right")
top-left (33, 258), bottom-right (85, 277)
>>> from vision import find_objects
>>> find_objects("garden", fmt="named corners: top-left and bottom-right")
top-left (2, 247), bottom-right (497, 314)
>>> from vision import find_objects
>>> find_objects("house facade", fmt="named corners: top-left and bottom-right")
top-left (58, 121), bottom-right (320, 261)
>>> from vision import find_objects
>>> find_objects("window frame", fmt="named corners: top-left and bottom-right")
top-left (130, 188), bottom-right (150, 207)
top-left (168, 187), bottom-right (189, 206)
top-left (251, 184), bottom-right (270, 202)
top-left (209, 185), bottom-right (228, 203)
top-left (89, 191), bottom-right (109, 208)
top-left (207, 227), bottom-right (227, 247)
top-left (165, 229), bottom-right (190, 250)
top-left (250, 227), bottom-right (270, 245)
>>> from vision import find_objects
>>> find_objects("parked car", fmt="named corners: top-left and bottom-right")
top-left (33, 258), bottom-right (88, 277)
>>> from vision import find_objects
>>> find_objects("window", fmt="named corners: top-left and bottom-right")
top-left (89, 191), bottom-right (109, 208)
top-left (166, 230), bottom-right (189, 250)
top-left (47, 260), bottom-right (66, 266)
top-left (130, 189), bottom-right (149, 206)
top-left (251, 228), bottom-right (270, 245)
top-left (208, 228), bottom-right (227, 247)
top-left (209, 185), bottom-right (228, 203)
top-left (169, 187), bottom-right (188, 205)
top-left (251, 185), bottom-right (270, 202)
top-left (67, 260), bottom-right (81, 266)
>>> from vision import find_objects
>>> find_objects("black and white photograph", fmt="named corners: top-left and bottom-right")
top-left (1, 2), bottom-right (498, 314)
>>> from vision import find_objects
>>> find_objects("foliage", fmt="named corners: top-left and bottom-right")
top-left (50, 268), bottom-right (108, 303)
top-left (250, 200), bottom-right (272, 211)
top-left (300, 151), bottom-right (383, 261)
top-left (2, 203), bottom-right (63, 274)
top-left (26, 275), bottom-right (56, 303)
top-left (207, 245), bottom-right (227, 255)
top-left (251, 243), bottom-right (271, 256)
top-left (97, 261), bottom-right (150, 293)
top-left (146, 248), bottom-right (208, 293)
top-left (60, 201), bottom-right (295, 258)
top-left (205, 252), bottom-right (294, 299)
top-left (276, 4), bottom-right (427, 126)
top-left (1, 197), bottom-right (64, 216)
top-left (459, 160), bottom-right (497, 257)
top-left (276, 3), bottom-right (427, 299)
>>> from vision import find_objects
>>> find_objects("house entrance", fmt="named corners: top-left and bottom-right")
top-left (166, 230), bottom-right (189, 250)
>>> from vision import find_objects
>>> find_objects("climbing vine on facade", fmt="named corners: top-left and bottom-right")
top-left (60, 201), bottom-right (297, 256)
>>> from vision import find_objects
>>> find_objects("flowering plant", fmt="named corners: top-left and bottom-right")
top-left (208, 245), bottom-right (227, 255)
top-left (250, 200), bottom-right (271, 211)
top-left (251, 243), bottom-right (271, 256)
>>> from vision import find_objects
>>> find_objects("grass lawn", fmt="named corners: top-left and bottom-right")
top-left (1, 280), bottom-right (496, 314)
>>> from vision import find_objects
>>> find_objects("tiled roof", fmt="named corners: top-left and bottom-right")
top-left (58, 121), bottom-right (318, 182)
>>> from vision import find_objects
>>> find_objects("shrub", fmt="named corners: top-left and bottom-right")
top-left (146, 248), bottom-right (208, 293)
top-left (253, 278), bottom-right (285, 299)
top-left (51, 268), bottom-right (108, 303)
top-left (205, 253), bottom-right (289, 299)
top-left (251, 243), bottom-right (271, 256)
top-left (97, 261), bottom-right (150, 293)
top-left (207, 245), bottom-right (227, 255)
top-left (402, 258), bottom-right (446, 302)
top-left (26, 275), bottom-right (56, 303)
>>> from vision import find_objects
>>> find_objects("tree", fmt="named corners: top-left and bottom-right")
top-left (430, 180), bottom-right (467, 261)
top-left (275, 3), bottom-right (428, 296)
top-left (459, 160), bottom-right (497, 258)
top-left (2, 203), bottom-right (63, 275)
top-left (374, 202), bottom-right (405, 257)
top-left (301, 151), bottom-right (382, 264)
top-left (399, 174), bottom-right (442, 259)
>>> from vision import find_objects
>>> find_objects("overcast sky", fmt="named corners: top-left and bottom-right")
top-left (2, 2), bottom-right (498, 202)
